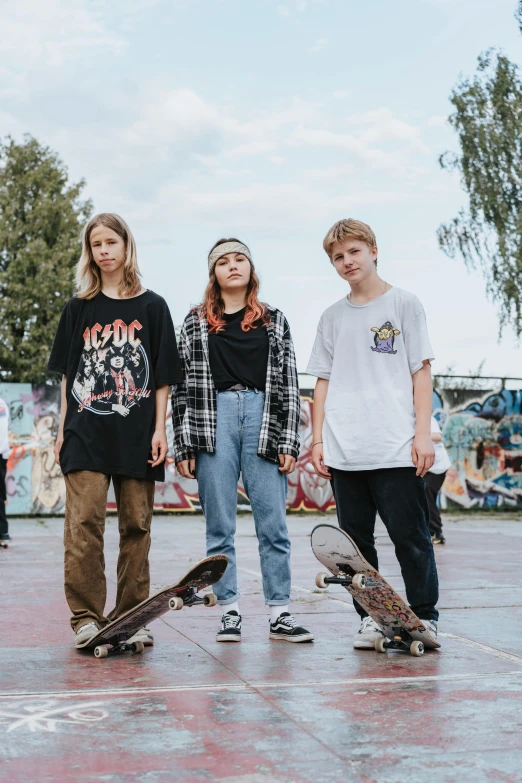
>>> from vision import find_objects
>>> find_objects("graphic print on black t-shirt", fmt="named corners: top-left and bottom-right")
top-left (73, 319), bottom-right (151, 416)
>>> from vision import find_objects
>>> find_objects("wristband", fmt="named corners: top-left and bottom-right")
top-left (312, 441), bottom-right (323, 448)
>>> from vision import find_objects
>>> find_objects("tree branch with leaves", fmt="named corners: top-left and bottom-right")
top-left (0, 136), bottom-right (92, 383)
top-left (438, 20), bottom-right (522, 336)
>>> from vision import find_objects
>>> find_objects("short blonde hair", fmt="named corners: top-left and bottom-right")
top-left (76, 213), bottom-right (142, 300)
top-left (323, 218), bottom-right (377, 260)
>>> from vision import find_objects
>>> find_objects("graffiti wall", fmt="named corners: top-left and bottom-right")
top-left (0, 384), bottom-right (65, 516)
top-left (0, 384), bottom-right (334, 515)
top-left (433, 387), bottom-right (522, 509)
top-left (2, 381), bottom-right (520, 514)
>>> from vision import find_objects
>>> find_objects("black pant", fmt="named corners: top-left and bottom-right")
top-left (331, 467), bottom-right (439, 622)
top-left (0, 457), bottom-right (8, 538)
top-left (424, 471), bottom-right (446, 538)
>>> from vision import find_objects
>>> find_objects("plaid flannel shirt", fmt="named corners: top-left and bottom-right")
top-left (172, 306), bottom-right (300, 464)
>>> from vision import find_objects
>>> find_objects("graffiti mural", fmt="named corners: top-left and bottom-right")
top-left (433, 387), bottom-right (522, 509)
top-left (2, 381), bottom-right (521, 513)
top-left (0, 383), bottom-right (334, 514)
top-left (0, 383), bottom-right (65, 516)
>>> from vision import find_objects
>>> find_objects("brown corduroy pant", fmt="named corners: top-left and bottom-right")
top-left (64, 470), bottom-right (155, 632)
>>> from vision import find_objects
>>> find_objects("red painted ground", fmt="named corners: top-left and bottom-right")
top-left (1, 513), bottom-right (522, 783)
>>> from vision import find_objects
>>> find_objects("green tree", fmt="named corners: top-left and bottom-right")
top-left (0, 136), bottom-right (92, 383)
top-left (438, 5), bottom-right (522, 336)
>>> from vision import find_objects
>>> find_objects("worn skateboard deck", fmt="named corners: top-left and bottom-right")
top-left (311, 524), bottom-right (440, 655)
top-left (78, 554), bottom-right (228, 658)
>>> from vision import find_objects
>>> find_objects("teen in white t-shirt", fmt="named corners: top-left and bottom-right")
top-left (307, 219), bottom-right (439, 649)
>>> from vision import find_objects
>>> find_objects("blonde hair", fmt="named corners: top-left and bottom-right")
top-left (323, 218), bottom-right (377, 260)
top-left (76, 213), bottom-right (142, 300)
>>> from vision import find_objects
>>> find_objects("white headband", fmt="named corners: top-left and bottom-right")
top-left (208, 241), bottom-right (252, 273)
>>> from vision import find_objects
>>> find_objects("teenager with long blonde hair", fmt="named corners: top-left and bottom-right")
top-left (173, 238), bottom-right (313, 643)
top-left (48, 213), bottom-right (183, 649)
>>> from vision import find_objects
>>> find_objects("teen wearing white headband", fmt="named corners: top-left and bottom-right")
top-left (173, 237), bottom-right (314, 644)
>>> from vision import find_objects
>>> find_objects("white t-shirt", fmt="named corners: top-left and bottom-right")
top-left (430, 415), bottom-right (451, 474)
top-left (306, 287), bottom-right (434, 471)
top-left (0, 397), bottom-right (9, 460)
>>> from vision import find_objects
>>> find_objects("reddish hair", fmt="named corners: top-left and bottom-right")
top-left (201, 237), bottom-right (270, 334)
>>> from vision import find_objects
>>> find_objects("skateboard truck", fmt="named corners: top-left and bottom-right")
top-left (374, 630), bottom-right (425, 657)
top-left (169, 586), bottom-right (218, 611)
top-left (94, 634), bottom-right (145, 659)
top-left (315, 571), bottom-right (367, 590)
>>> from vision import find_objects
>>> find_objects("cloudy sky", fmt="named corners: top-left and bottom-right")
top-left (2, 0), bottom-right (522, 378)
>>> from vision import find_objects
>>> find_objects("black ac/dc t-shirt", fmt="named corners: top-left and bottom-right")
top-left (48, 290), bottom-right (183, 481)
top-left (208, 307), bottom-right (269, 391)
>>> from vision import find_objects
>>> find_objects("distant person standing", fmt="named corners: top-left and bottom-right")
top-left (425, 415), bottom-right (451, 545)
top-left (0, 396), bottom-right (10, 545)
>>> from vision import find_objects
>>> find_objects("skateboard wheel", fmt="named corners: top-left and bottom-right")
top-left (352, 574), bottom-right (366, 590)
top-left (375, 637), bottom-right (387, 653)
top-left (315, 572), bottom-right (329, 589)
top-left (410, 641), bottom-right (424, 657)
top-left (203, 593), bottom-right (218, 607)
top-left (169, 597), bottom-right (184, 611)
top-left (132, 641), bottom-right (145, 654)
top-left (94, 646), bottom-right (108, 658)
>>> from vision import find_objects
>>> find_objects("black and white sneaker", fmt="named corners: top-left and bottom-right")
top-left (269, 612), bottom-right (314, 643)
top-left (216, 611), bottom-right (242, 642)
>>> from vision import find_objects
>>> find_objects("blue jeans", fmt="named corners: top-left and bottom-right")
top-left (196, 390), bottom-right (291, 607)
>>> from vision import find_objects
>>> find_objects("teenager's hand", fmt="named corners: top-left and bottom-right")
top-left (311, 443), bottom-right (332, 479)
top-left (113, 404), bottom-right (130, 417)
top-left (278, 454), bottom-right (296, 475)
top-left (54, 433), bottom-right (64, 465)
top-left (176, 459), bottom-right (196, 479)
top-left (149, 429), bottom-right (168, 468)
top-left (411, 433), bottom-right (435, 477)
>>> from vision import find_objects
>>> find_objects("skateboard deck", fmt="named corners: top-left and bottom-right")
top-left (78, 554), bottom-right (228, 658)
top-left (311, 524), bottom-right (440, 655)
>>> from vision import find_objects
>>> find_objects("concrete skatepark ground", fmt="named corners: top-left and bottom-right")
top-left (1, 512), bottom-right (522, 783)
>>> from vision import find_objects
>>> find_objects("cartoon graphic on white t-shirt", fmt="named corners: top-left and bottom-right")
top-left (370, 321), bottom-right (401, 354)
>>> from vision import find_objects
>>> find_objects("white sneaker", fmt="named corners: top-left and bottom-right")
top-left (74, 621), bottom-right (100, 648)
top-left (420, 619), bottom-right (438, 638)
top-left (127, 627), bottom-right (154, 646)
top-left (353, 616), bottom-right (385, 649)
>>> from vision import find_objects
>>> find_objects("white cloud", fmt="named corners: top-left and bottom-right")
top-left (0, 0), bottom-right (125, 67)
top-left (427, 115), bottom-right (448, 127)
top-left (288, 109), bottom-right (429, 173)
top-left (345, 109), bottom-right (425, 147)
top-left (148, 180), bottom-right (414, 235)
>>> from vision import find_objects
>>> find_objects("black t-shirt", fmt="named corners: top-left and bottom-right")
top-left (48, 290), bottom-right (183, 481)
top-left (208, 308), bottom-right (269, 391)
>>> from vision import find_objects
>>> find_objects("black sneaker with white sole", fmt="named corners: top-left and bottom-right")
top-left (216, 610), bottom-right (242, 642)
top-left (269, 612), bottom-right (314, 643)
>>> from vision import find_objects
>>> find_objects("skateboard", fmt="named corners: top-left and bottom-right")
top-left (311, 524), bottom-right (440, 656)
top-left (78, 554), bottom-right (228, 658)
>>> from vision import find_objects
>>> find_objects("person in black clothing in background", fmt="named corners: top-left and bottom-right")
top-left (0, 396), bottom-right (10, 546)
top-left (425, 415), bottom-right (451, 545)
top-left (48, 213), bottom-right (183, 649)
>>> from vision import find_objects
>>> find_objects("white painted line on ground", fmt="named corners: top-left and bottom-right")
top-left (2, 669), bottom-right (522, 701)
top-left (439, 633), bottom-right (522, 663)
